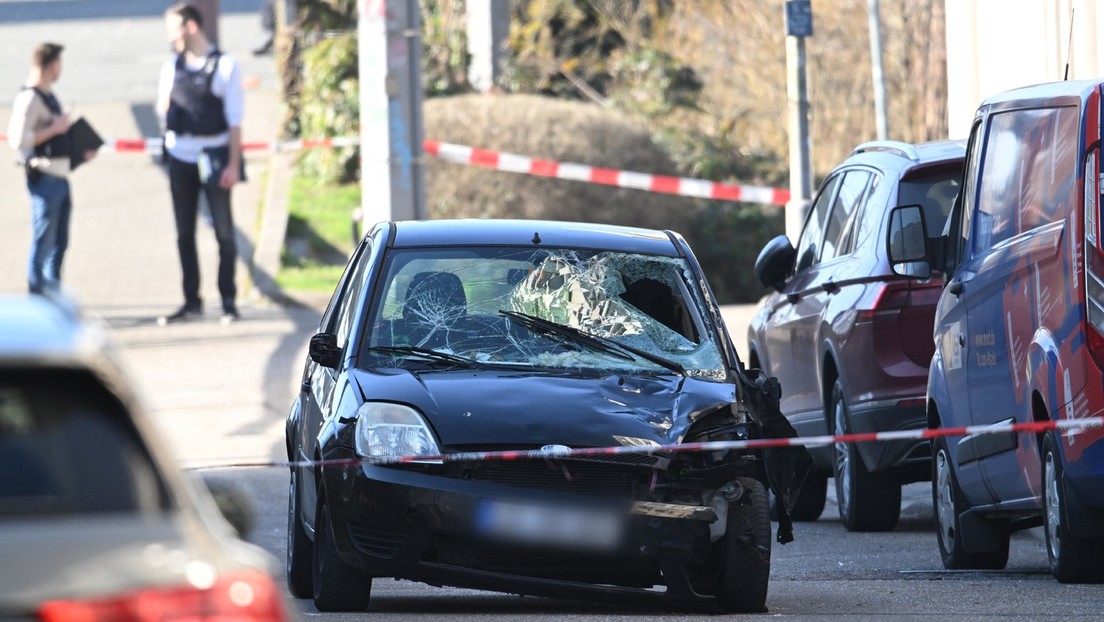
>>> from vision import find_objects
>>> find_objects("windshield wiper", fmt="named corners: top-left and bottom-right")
top-left (367, 345), bottom-right (480, 368)
top-left (499, 310), bottom-right (634, 362)
top-left (499, 310), bottom-right (686, 376)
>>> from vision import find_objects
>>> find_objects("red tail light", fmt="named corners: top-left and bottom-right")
top-left (37, 569), bottom-right (288, 622)
top-left (857, 280), bottom-right (943, 321)
top-left (1086, 322), bottom-right (1104, 372)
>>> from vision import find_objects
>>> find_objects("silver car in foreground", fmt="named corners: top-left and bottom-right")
top-left (0, 295), bottom-right (289, 621)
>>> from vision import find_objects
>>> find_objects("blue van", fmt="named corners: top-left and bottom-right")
top-left (888, 79), bottom-right (1104, 582)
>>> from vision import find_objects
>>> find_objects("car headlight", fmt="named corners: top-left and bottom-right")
top-left (354, 403), bottom-right (442, 463)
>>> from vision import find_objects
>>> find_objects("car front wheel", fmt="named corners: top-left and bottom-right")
top-left (831, 380), bottom-right (900, 532)
top-left (715, 477), bottom-right (771, 613)
top-left (286, 468), bottom-right (314, 598)
top-left (313, 498), bottom-right (373, 612)
top-left (932, 438), bottom-right (1008, 569)
top-left (1043, 432), bottom-right (1104, 583)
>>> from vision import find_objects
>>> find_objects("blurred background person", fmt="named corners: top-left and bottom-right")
top-left (7, 43), bottom-right (96, 295)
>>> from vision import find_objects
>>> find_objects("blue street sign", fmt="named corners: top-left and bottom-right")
top-left (786, 0), bottom-right (813, 37)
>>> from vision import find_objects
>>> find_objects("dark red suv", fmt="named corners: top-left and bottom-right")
top-left (747, 140), bottom-right (965, 531)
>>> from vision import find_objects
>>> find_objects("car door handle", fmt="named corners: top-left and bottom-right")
top-left (821, 279), bottom-right (838, 293)
top-left (786, 292), bottom-right (800, 304)
top-left (301, 380), bottom-right (311, 393)
top-left (949, 280), bottom-right (964, 296)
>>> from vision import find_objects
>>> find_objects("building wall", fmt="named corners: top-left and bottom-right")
top-left (946, 0), bottom-right (1101, 138)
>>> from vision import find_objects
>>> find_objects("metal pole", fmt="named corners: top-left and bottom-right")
top-left (467, 0), bottom-right (510, 92)
top-left (785, 1), bottom-right (813, 244)
top-left (868, 0), bottom-right (888, 140)
top-left (359, 0), bottom-right (427, 225)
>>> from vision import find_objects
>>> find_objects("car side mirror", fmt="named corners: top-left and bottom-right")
top-left (754, 235), bottom-right (797, 292)
top-left (309, 332), bottom-right (342, 369)
top-left (887, 205), bottom-right (932, 279)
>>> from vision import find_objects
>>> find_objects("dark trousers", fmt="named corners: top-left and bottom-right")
top-left (168, 156), bottom-right (237, 309)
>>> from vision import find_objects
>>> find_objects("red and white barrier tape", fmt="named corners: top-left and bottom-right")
top-left (422, 140), bottom-right (791, 206)
top-left (183, 416), bottom-right (1104, 471)
top-left (4, 134), bottom-right (789, 206)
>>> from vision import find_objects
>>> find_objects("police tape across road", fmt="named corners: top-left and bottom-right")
top-left (182, 415), bottom-right (1104, 471)
top-left (2, 133), bottom-right (791, 207)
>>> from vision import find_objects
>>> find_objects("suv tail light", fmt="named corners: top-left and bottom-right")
top-left (37, 569), bottom-right (288, 622)
top-left (860, 279), bottom-right (943, 368)
top-left (857, 279), bottom-right (943, 322)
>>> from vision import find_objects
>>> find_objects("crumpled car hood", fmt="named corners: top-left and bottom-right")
top-left (351, 368), bottom-right (737, 448)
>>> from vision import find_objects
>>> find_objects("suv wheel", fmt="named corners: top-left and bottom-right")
top-left (1043, 433), bottom-right (1104, 582)
top-left (313, 498), bottom-right (373, 611)
top-left (831, 380), bottom-right (900, 532)
top-left (715, 477), bottom-right (771, 613)
top-left (286, 468), bottom-right (314, 598)
top-left (932, 437), bottom-right (1008, 569)
top-left (771, 472), bottom-right (828, 522)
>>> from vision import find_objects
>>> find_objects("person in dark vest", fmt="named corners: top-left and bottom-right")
top-left (7, 43), bottom-right (96, 294)
top-left (157, 1), bottom-right (244, 325)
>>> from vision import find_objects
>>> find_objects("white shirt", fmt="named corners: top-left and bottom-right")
top-left (157, 50), bottom-right (243, 164)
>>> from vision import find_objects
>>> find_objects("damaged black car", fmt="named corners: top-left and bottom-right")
top-left (285, 219), bottom-right (810, 613)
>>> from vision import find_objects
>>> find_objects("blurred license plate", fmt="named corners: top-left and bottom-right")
top-left (475, 500), bottom-right (622, 550)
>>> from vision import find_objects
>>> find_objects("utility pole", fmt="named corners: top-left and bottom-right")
top-left (192, 0), bottom-right (220, 47)
top-left (868, 0), bottom-right (888, 140)
top-left (784, 1), bottom-right (813, 243)
top-left (358, 0), bottom-right (427, 224)
top-left (467, 0), bottom-right (510, 92)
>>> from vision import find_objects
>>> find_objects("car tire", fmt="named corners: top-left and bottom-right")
top-left (769, 472), bottom-right (827, 522)
top-left (715, 477), bottom-right (771, 613)
top-left (313, 498), bottom-right (373, 612)
top-left (932, 437), bottom-right (1009, 569)
top-left (831, 380), bottom-right (901, 532)
top-left (1043, 433), bottom-right (1104, 583)
top-left (286, 469), bottom-right (314, 598)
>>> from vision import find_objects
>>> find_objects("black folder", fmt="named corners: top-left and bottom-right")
top-left (67, 117), bottom-right (104, 171)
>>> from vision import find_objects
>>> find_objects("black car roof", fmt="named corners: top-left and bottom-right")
top-left (388, 219), bottom-right (682, 257)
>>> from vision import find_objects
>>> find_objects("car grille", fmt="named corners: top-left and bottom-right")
top-left (462, 459), bottom-right (641, 496)
top-left (347, 521), bottom-right (405, 557)
top-left (449, 444), bottom-right (667, 468)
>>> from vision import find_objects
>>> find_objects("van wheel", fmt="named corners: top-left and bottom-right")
top-left (831, 380), bottom-right (900, 532)
top-left (1043, 433), bottom-right (1104, 582)
top-left (932, 438), bottom-right (1009, 569)
top-left (313, 499), bottom-right (373, 611)
top-left (715, 477), bottom-right (771, 613)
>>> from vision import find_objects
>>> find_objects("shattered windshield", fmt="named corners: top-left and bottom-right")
top-left (361, 246), bottom-right (726, 378)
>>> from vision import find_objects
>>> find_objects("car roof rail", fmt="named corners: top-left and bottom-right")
top-left (851, 140), bottom-right (920, 161)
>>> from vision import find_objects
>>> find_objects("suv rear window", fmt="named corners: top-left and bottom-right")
top-left (899, 167), bottom-right (961, 237)
top-left (0, 370), bottom-right (170, 517)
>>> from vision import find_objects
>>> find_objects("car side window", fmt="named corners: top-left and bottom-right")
top-left (335, 239), bottom-right (373, 349)
top-left (795, 174), bottom-right (841, 272)
top-left (974, 106), bottom-right (1076, 252)
top-left (821, 170), bottom-right (872, 262)
top-left (955, 120), bottom-right (984, 266)
top-left (319, 239), bottom-right (370, 334)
